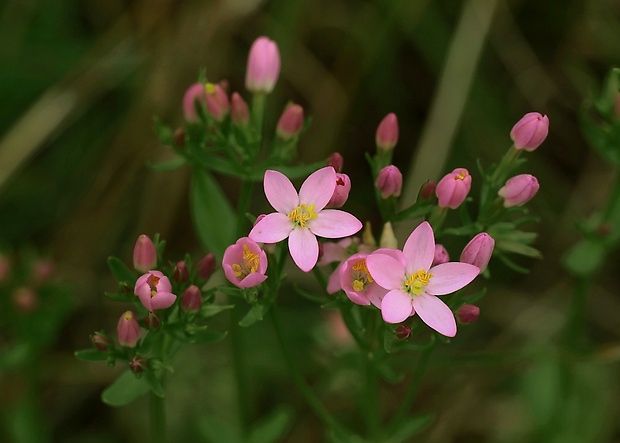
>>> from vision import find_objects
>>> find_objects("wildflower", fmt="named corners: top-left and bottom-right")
top-left (133, 234), bottom-right (157, 273)
top-left (456, 304), bottom-right (480, 324)
top-left (510, 112), bottom-right (549, 151)
top-left (435, 168), bottom-right (471, 209)
top-left (326, 173), bottom-right (351, 208)
top-left (376, 113), bottom-right (399, 152)
top-left (172, 261), bottom-right (189, 282)
top-left (134, 271), bottom-right (177, 311)
top-left (326, 152), bottom-right (344, 172)
top-left (498, 174), bottom-right (540, 208)
top-left (181, 285), bottom-right (202, 312)
top-left (195, 253), bottom-right (216, 281)
top-left (246, 36), bottom-right (280, 94)
top-left (375, 165), bottom-right (402, 199)
top-left (276, 104), bottom-right (304, 140)
top-left (222, 237), bottom-right (268, 288)
top-left (460, 233), bottom-right (495, 272)
top-left (366, 222), bottom-right (479, 337)
top-left (432, 244), bottom-right (450, 267)
top-left (205, 82), bottom-right (229, 121)
top-left (117, 311), bottom-right (140, 347)
top-left (249, 167), bottom-right (363, 272)
top-left (339, 250), bottom-right (400, 308)
top-left (182, 83), bottom-right (206, 122)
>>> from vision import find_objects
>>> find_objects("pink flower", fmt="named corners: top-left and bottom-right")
top-left (195, 253), bottom-right (216, 281)
top-left (319, 237), bottom-right (374, 294)
top-left (375, 165), bottom-right (402, 199)
top-left (510, 112), bottom-right (549, 151)
top-left (181, 285), bottom-right (202, 312)
top-left (133, 234), bottom-right (157, 273)
top-left (456, 304), bottom-right (480, 324)
top-left (460, 232), bottom-right (495, 272)
top-left (498, 174), bottom-right (540, 207)
top-left (246, 36), bottom-right (280, 94)
top-left (182, 83), bottom-right (207, 122)
top-left (276, 104), bottom-right (304, 140)
top-left (375, 113), bottom-right (399, 152)
top-left (134, 271), bottom-right (177, 311)
top-left (326, 152), bottom-right (344, 172)
top-left (435, 168), bottom-right (472, 209)
top-left (326, 173), bottom-right (351, 208)
top-left (432, 244), bottom-right (450, 266)
top-left (205, 83), bottom-right (229, 121)
top-left (222, 237), bottom-right (268, 288)
top-left (366, 222), bottom-right (479, 337)
top-left (249, 167), bottom-right (363, 272)
top-left (117, 311), bottom-right (140, 347)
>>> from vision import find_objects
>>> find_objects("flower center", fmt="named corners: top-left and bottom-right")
top-left (403, 270), bottom-right (433, 296)
top-left (455, 171), bottom-right (467, 180)
top-left (205, 82), bottom-right (216, 95)
top-left (147, 274), bottom-right (160, 297)
top-left (351, 258), bottom-right (373, 292)
top-left (232, 244), bottom-right (260, 279)
top-left (288, 204), bottom-right (318, 228)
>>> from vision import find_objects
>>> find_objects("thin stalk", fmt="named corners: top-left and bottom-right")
top-left (150, 390), bottom-right (166, 443)
top-left (363, 313), bottom-right (381, 441)
top-left (251, 92), bottom-right (266, 141)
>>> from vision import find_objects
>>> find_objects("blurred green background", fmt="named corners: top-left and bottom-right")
top-left (1, 0), bottom-right (619, 442)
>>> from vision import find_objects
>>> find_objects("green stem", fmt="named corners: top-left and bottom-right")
top-left (235, 179), bottom-right (254, 237)
top-left (363, 313), bottom-right (381, 441)
top-left (251, 92), bottom-right (266, 142)
top-left (150, 390), bottom-right (166, 443)
top-left (230, 306), bottom-right (252, 435)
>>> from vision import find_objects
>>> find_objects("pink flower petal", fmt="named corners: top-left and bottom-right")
top-left (403, 221), bottom-right (435, 274)
top-left (288, 228), bottom-right (319, 272)
top-left (412, 293), bottom-right (457, 337)
top-left (308, 210), bottom-right (362, 238)
top-left (425, 262), bottom-right (479, 295)
top-left (135, 283), bottom-right (151, 301)
top-left (366, 252), bottom-right (405, 290)
top-left (239, 273), bottom-right (268, 288)
top-left (138, 290), bottom-right (152, 310)
top-left (150, 292), bottom-right (177, 310)
top-left (299, 167), bottom-right (336, 211)
top-left (326, 265), bottom-right (342, 294)
top-left (249, 213), bottom-right (292, 243)
top-left (264, 170), bottom-right (299, 213)
top-left (223, 264), bottom-right (242, 288)
top-left (380, 290), bottom-right (414, 323)
top-left (365, 283), bottom-right (388, 308)
top-left (344, 288), bottom-right (371, 306)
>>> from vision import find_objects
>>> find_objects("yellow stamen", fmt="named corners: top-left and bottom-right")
top-left (455, 171), bottom-right (467, 180)
top-left (205, 82), bottom-right (215, 94)
top-left (404, 270), bottom-right (433, 296)
top-left (288, 204), bottom-right (318, 228)
top-left (353, 280), bottom-right (365, 291)
top-left (351, 258), bottom-right (373, 292)
top-left (147, 275), bottom-right (160, 297)
top-left (233, 244), bottom-right (260, 279)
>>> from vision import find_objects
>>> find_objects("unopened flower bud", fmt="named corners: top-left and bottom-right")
top-left (432, 244), bottom-right (450, 266)
top-left (117, 311), bottom-right (140, 347)
top-left (375, 165), bottom-right (402, 199)
top-left (276, 104), bottom-right (304, 140)
top-left (231, 92), bottom-right (249, 125)
top-left (460, 233), bottom-right (495, 272)
top-left (133, 235), bottom-right (157, 273)
top-left (91, 332), bottom-right (112, 351)
top-left (395, 325), bottom-right (412, 340)
top-left (327, 152), bottom-right (344, 172)
top-left (245, 36), bottom-right (280, 94)
top-left (173, 128), bottom-right (186, 148)
top-left (436, 168), bottom-right (471, 209)
top-left (419, 181), bottom-right (436, 201)
top-left (195, 253), bottom-right (216, 281)
top-left (129, 356), bottom-right (147, 374)
top-left (456, 304), bottom-right (480, 324)
top-left (327, 173), bottom-right (351, 208)
top-left (510, 112), bottom-right (549, 151)
top-left (144, 312), bottom-right (160, 329)
top-left (379, 222), bottom-right (398, 249)
top-left (375, 113), bottom-right (399, 152)
top-left (498, 174), bottom-right (539, 208)
top-left (12, 287), bottom-right (38, 312)
top-left (182, 285), bottom-right (202, 312)
top-left (205, 83), bottom-right (230, 121)
top-left (173, 261), bottom-right (189, 283)
top-left (182, 83), bottom-right (207, 122)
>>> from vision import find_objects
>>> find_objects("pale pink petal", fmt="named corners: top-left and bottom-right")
top-left (365, 283), bottom-right (388, 308)
top-left (249, 213), bottom-right (292, 243)
top-left (366, 253), bottom-right (405, 290)
top-left (264, 170), bottom-right (299, 213)
top-left (138, 290), bottom-right (152, 310)
top-left (425, 262), bottom-right (479, 295)
top-left (135, 283), bottom-right (151, 301)
top-left (150, 292), bottom-right (177, 310)
top-left (223, 264), bottom-right (242, 288)
top-left (412, 293), bottom-right (457, 337)
top-left (318, 241), bottom-right (347, 266)
top-left (403, 221), bottom-right (435, 274)
top-left (299, 167), bottom-right (336, 211)
top-left (326, 265), bottom-right (342, 294)
top-left (381, 290), bottom-right (414, 323)
top-left (373, 247), bottom-right (406, 266)
top-left (289, 228), bottom-right (319, 272)
top-left (308, 210), bottom-right (362, 238)
top-left (157, 276), bottom-right (172, 293)
top-left (344, 289), bottom-right (371, 306)
top-left (239, 273), bottom-right (268, 288)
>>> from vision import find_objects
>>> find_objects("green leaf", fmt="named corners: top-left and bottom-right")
top-left (190, 168), bottom-right (236, 258)
top-left (239, 304), bottom-right (267, 327)
top-left (200, 303), bottom-right (235, 319)
top-left (153, 117), bottom-right (174, 146)
top-left (104, 291), bottom-right (133, 302)
top-left (74, 349), bottom-right (108, 362)
top-left (247, 408), bottom-right (294, 443)
top-left (143, 369), bottom-right (165, 398)
top-left (186, 328), bottom-right (228, 344)
top-left (147, 156), bottom-right (187, 171)
top-left (107, 256), bottom-right (136, 285)
top-left (563, 240), bottom-right (606, 276)
top-left (101, 370), bottom-right (150, 406)
top-left (387, 413), bottom-right (433, 443)
top-left (294, 283), bottom-right (330, 304)
top-left (196, 415), bottom-right (242, 443)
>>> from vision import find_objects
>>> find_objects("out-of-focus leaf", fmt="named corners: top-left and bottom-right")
top-left (147, 156), bottom-right (187, 171)
top-left (247, 407), bottom-right (294, 443)
top-left (387, 412), bottom-right (434, 443)
top-left (200, 303), bottom-right (235, 319)
top-left (239, 304), bottom-right (267, 327)
top-left (104, 291), bottom-right (133, 302)
top-left (196, 415), bottom-right (242, 443)
top-left (101, 370), bottom-right (150, 406)
top-left (143, 369), bottom-right (165, 398)
top-left (107, 256), bottom-right (136, 285)
top-left (563, 240), bottom-right (605, 276)
top-left (74, 349), bottom-right (108, 362)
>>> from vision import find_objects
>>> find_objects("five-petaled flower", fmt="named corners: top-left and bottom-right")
top-left (134, 270), bottom-right (177, 311)
top-left (366, 221), bottom-right (479, 337)
top-left (222, 237), bottom-right (268, 288)
top-left (249, 167), bottom-right (363, 272)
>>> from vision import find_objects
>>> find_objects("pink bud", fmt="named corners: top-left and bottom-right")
top-left (144, 312), bottom-right (160, 329)
top-left (419, 181), bottom-right (436, 201)
top-left (195, 253), bottom-right (216, 282)
top-left (182, 285), bottom-right (202, 313)
top-left (205, 83), bottom-right (230, 121)
top-left (231, 92), bottom-right (249, 125)
top-left (375, 113), bottom-right (399, 152)
top-left (395, 325), bottom-right (412, 340)
top-left (456, 304), bottom-right (480, 324)
top-left (173, 261), bottom-right (189, 283)
top-left (276, 104), bottom-right (304, 140)
top-left (133, 235), bottom-right (157, 273)
top-left (91, 332), bottom-right (112, 351)
top-left (375, 165), bottom-right (402, 199)
top-left (510, 112), bottom-right (549, 151)
top-left (182, 83), bottom-right (207, 122)
top-left (12, 287), bottom-right (38, 312)
top-left (498, 174), bottom-right (539, 208)
top-left (435, 168), bottom-right (472, 209)
top-left (327, 173), bottom-right (351, 208)
top-left (326, 152), bottom-right (344, 172)
top-left (432, 244), bottom-right (450, 267)
top-left (117, 311), bottom-right (140, 347)
top-left (460, 233), bottom-right (495, 272)
top-left (129, 356), bottom-right (147, 374)
top-left (245, 36), bottom-right (281, 94)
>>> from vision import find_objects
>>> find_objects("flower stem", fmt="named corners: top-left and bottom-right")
top-left (251, 92), bottom-right (266, 140)
top-left (363, 313), bottom-right (381, 442)
top-left (150, 390), bottom-right (166, 443)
